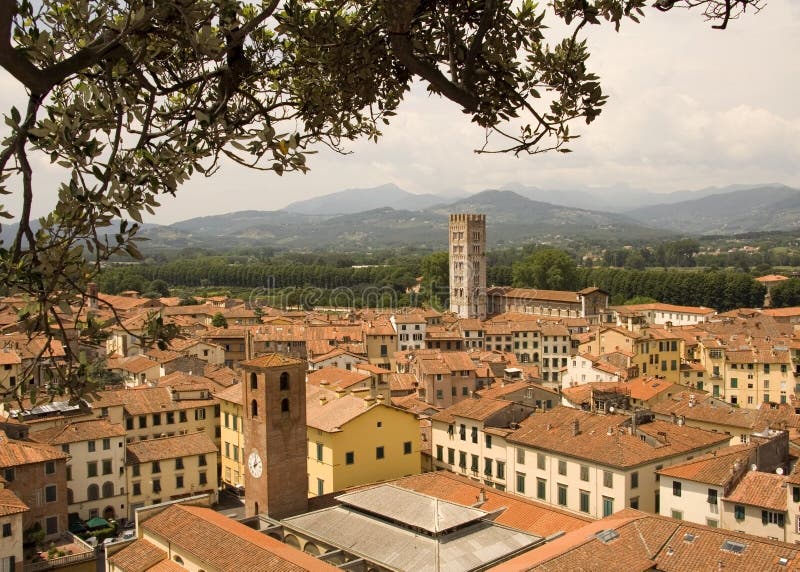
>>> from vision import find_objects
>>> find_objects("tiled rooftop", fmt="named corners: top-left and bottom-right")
top-left (126, 432), bottom-right (217, 464)
top-left (142, 504), bottom-right (336, 571)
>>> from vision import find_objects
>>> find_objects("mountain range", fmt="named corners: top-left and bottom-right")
top-left (3, 183), bottom-right (798, 252)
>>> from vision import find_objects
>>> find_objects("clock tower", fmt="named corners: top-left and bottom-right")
top-left (240, 353), bottom-right (308, 519)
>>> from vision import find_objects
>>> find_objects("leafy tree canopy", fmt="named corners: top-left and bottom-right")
top-left (0, 0), bottom-right (761, 397)
top-left (512, 247), bottom-right (578, 291)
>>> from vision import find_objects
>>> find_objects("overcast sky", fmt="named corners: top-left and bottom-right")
top-left (1, 3), bottom-right (798, 224)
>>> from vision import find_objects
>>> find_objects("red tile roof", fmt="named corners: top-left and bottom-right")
top-left (31, 419), bottom-right (126, 445)
top-left (107, 539), bottom-right (166, 572)
top-left (240, 354), bottom-right (304, 368)
top-left (723, 471), bottom-right (788, 511)
top-left (395, 471), bottom-right (591, 537)
top-left (0, 431), bottom-right (68, 467)
top-left (0, 488), bottom-right (28, 516)
top-left (141, 504), bottom-right (337, 571)
top-left (126, 432), bottom-right (217, 464)
top-left (508, 407), bottom-right (729, 469)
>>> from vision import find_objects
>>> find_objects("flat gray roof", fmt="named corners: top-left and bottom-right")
top-left (284, 490), bottom-right (542, 572)
top-left (336, 484), bottom-right (486, 534)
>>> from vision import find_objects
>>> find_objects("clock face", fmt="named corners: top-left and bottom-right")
top-left (247, 450), bottom-right (263, 478)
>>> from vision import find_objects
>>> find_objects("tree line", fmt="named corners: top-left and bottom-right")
top-left (100, 248), bottom-right (769, 313)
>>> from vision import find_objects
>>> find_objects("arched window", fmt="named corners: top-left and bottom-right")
top-left (102, 481), bottom-right (114, 498)
top-left (87, 484), bottom-right (99, 501)
top-left (251, 399), bottom-right (258, 417)
top-left (281, 398), bottom-right (289, 415)
top-left (279, 372), bottom-right (289, 391)
top-left (250, 372), bottom-right (258, 390)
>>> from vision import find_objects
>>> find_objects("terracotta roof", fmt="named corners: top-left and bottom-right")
top-left (388, 373), bottom-right (417, 392)
top-left (612, 302), bottom-right (717, 315)
top-left (561, 383), bottom-right (629, 407)
top-left (756, 274), bottom-right (789, 283)
top-left (431, 397), bottom-right (514, 424)
top-left (307, 367), bottom-right (370, 391)
top-left (478, 381), bottom-right (558, 400)
top-left (309, 348), bottom-right (362, 364)
top-left (508, 407), bottom-right (729, 469)
top-left (240, 353), bottom-right (304, 368)
top-left (107, 355), bottom-right (159, 374)
top-left (441, 352), bottom-right (476, 371)
top-left (0, 350), bottom-right (21, 365)
top-left (392, 313), bottom-right (427, 324)
top-left (306, 386), bottom-right (385, 432)
top-left (626, 377), bottom-right (676, 402)
top-left (107, 539), bottom-right (167, 572)
top-left (395, 471), bottom-right (590, 537)
top-left (203, 364), bottom-right (237, 387)
top-left (156, 371), bottom-right (231, 392)
top-left (650, 392), bottom-right (758, 430)
top-left (145, 349), bottom-right (184, 364)
top-left (214, 383), bottom-right (244, 406)
top-left (501, 288), bottom-right (580, 304)
top-left (31, 419), bottom-right (126, 445)
top-left (391, 394), bottom-right (442, 416)
top-left (419, 358), bottom-right (452, 376)
top-left (0, 488), bottom-right (28, 516)
top-left (763, 307), bottom-right (800, 317)
top-left (141, 503), bottom-right (337, 571)
top-left (87, 387), bottom-right (217, 416)
top-left (723, 471), bottom-right (788, 511)
top-left (356, 363), bottom-right (392, 375)
top-left (656, 444), bottom-right (756, 486)
top-left (0, 431), bottom-right (68, 467)
top-left (126, 432), bottom-right (217, 464)
top-left (493, 509), bottom-right (800, 572)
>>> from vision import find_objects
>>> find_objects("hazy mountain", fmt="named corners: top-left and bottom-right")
top-left (137, 189), bottom-right (672, 251)
top-left (282, 183), bottom-right (448, 215)
top-left (625, 185), bottom-right (800, 234)
top-left (501, 182), bottom-right (762, 212)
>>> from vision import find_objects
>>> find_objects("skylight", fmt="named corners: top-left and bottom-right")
top-left (721, 540), bottom-right (747, 555)
top-left (596, 530), bottom-right (620, 544)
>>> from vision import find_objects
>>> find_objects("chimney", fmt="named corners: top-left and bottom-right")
top-left (364, 396), bottom-right (375, 408)
top-left (319, 395), bottom-right (327, 406)
top-left (478, 488), bottom-right (487, 504)
top-left (87, 282), bottom-right (98, 310)
top-left (572, 419), bottom-right (580, 436)
top-left (335, 388), bottom-right (346, 399)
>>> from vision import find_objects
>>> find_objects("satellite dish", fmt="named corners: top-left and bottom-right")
top-left (777, 467), bottom-right (785, 476)
top-left (751, 464), bottom-right (758, 472)
top-left (608, 406), bottom-right (615, 413)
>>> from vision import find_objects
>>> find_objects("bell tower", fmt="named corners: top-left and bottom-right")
top-left (449, 213), bottom-right (487, 319)
top-left (241, 354), bottom-right (308, 519)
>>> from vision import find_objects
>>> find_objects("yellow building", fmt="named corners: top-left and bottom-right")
top-left (633, 327), bottom-right (683, 384)
top-left (215, 383), bottom-right (245, 491)
top-left (125, 432), bottom-right (218, 519)
top-left (0, 350), bottom-right (21, 393)
top-left (306, 385), bottom-right (421, 497)
top-left (363, 322), bottom-right (397, 370)
top-left (0, 488), bottom-right (28, 572)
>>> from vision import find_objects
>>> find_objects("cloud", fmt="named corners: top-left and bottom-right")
top-left (1, 3), bottom-right (799, 224)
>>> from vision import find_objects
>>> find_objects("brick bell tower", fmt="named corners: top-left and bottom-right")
top-left (240, 354), bottom-right (308, 519)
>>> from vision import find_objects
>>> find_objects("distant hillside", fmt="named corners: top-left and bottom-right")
top-left (503, 183), bottom-right (765, 213)
top-left (625, 185), bottom-right (800, 234)
top-left (283, 183), bottom-right (447, 215)
top-left (136, 190), bottom-right (673, 251)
